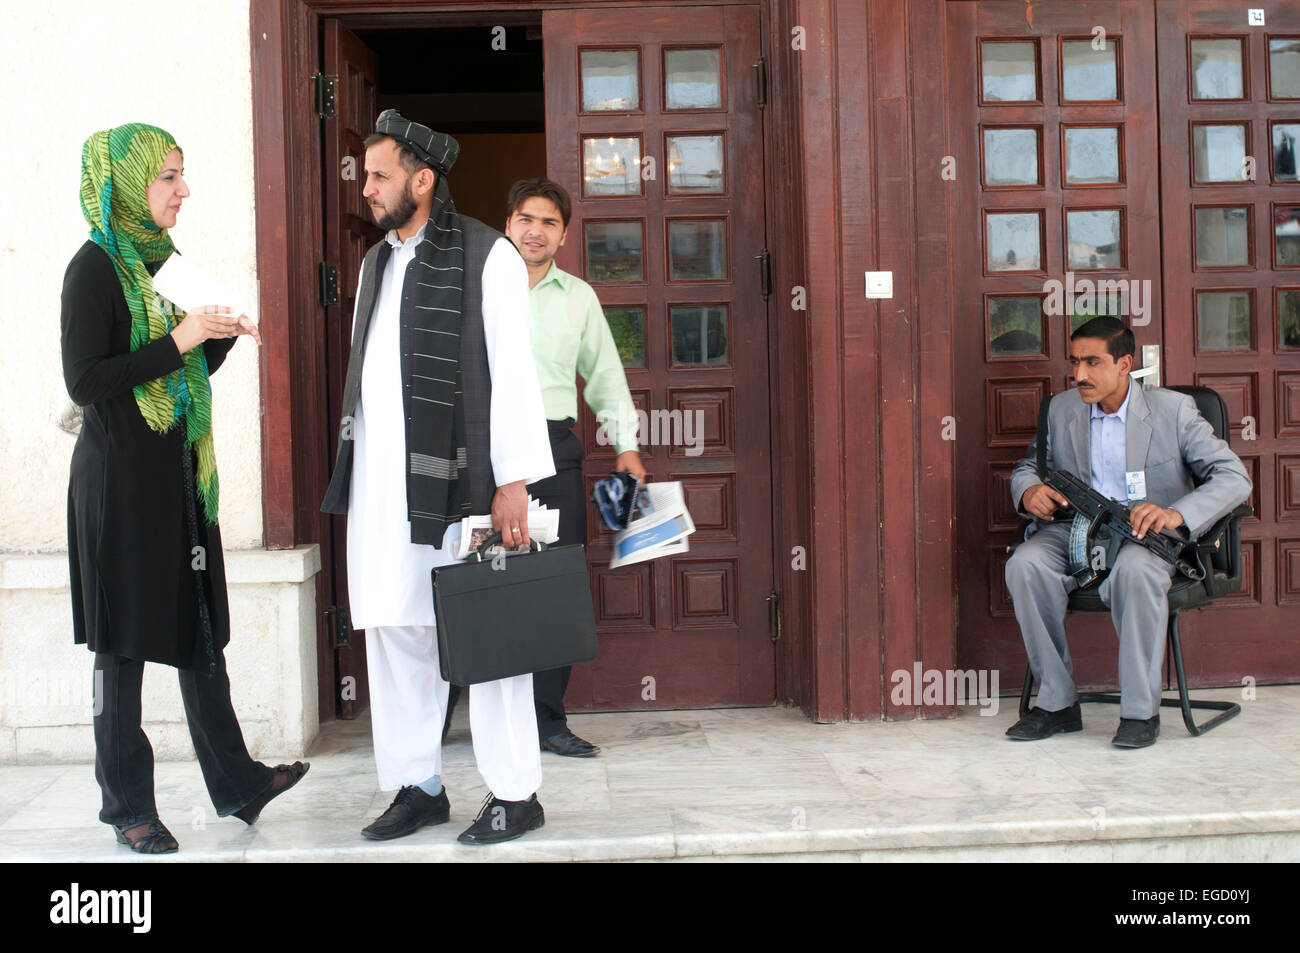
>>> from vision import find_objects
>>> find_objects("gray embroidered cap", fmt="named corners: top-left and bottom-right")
top-left (374, 108), bottom-right (460, 175)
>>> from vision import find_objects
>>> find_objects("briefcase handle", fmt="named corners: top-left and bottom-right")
top-left (470, 531), bottom-right (546, 562)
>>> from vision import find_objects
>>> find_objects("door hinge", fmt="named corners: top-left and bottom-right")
top-left (325, 605), bottom-right (351, 648)
top-left (755, 249), bottom-right (772, 298)
top-left (313, 73), bottom-right (338, 118)
top-left (319, 262), bottom-right (339, 306)
top-left (754, 57), bottom-right (767, 107)
top-left (767, 591), bottom-right (782, 642)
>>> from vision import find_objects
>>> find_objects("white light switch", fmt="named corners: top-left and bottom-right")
top-left (864, 271), bottom-right (893, 299)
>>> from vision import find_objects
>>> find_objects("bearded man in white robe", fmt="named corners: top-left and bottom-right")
top-left (322, 110), bottom-right (555, 845)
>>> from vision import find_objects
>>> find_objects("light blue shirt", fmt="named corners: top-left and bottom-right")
top-left (1089, 382), bottom-right (1132, 501)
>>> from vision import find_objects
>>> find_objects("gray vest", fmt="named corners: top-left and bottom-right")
top-left (320, 215), bottom-right (502, 542)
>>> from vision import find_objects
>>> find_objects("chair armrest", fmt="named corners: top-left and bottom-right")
top-left (1006, 519), bottom-right (1034, 556)
top-left (1197, 504), bottom-right (1252, 597)
top-left (1197, 504), bottom-right (1250, 559)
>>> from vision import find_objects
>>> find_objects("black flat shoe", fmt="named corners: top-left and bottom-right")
top-left (233, 761), bottom-right (309, 825)
top-left (1112, 715), bottom-right (1160, 748)
top-left (361, 785), bottom-right (451, 841)
top-left (114, 819), bottom-right (178, 854)
top-left (457, 793), bottom-right (544, 845)
top-left (541, 729), bottom-right (600, 757)
top-left (1005, 702), bottom-right (1083, 740)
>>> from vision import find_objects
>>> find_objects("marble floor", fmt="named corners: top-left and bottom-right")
top-left (3, 686), bottom-right (1299, 862)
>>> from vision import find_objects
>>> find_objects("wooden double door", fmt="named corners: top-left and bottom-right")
top-left (318, 4), bottom-right (776, 717)
top-left (952, 0), bottom-right (1300, 687)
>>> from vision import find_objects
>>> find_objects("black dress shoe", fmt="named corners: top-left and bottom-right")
top-left (1005, 701), bottom-right (1083, 740)
top-left (540, 729), bottom-right (600, 757)
top-left (457, 793), bottom-right (545, 845)
top-left (1112, 714), bottom-right (1160, 748)
top-left (114, 819), bottom-right (179, 854)
top-left (234, 761), bottom-right (310, 825)
top-left (361, 785), bottom-right (450, 840)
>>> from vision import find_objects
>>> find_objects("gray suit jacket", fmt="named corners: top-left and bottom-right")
top-left (1009, 383), bottom-right (1251, 541)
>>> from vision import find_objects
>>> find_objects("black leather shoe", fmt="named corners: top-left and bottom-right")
top-left (457, 793), bottom-right (545, 845)
top-left (1112, 715), bottom-right (1160, 748)
top-left (1005, 701), bottom-right (1083, 740)
top-left (114, 819), bottom-right (179, 854)
top-left (361, 785), bottom-right (450, 840)
top-left (540, 729), bottom-right (600, 757)
top-left (234, 761), bottom-right (309, 825)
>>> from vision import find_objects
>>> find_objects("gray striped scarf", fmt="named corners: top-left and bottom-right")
top-left (399, 175), bottom-right (470, 544)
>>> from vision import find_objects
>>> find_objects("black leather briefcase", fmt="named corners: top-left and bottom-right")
top-left (431, 534), bottom-right (599, 686)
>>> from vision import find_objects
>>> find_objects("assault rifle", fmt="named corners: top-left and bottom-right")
top-left (1044, 468), bottom-right (1207, 586)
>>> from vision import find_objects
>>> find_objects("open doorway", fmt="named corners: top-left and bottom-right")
top-left (319, 18), bottom-right (546, 719)
top-left (353, 23), bottom-right (545, 225)
top-left (312, 6), bottom-right (776, 723)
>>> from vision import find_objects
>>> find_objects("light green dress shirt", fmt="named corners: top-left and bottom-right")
top-left (529, 262), bottom-right (639, 455)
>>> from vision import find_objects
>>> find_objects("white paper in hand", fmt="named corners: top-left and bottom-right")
top-left (152, 254), bottom-right (254, 322)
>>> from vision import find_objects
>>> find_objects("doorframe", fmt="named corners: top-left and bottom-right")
top-left (248, 0), bottom-right (815, 720)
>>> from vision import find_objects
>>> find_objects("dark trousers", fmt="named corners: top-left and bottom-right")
top-left (529, 421), bottom-right (588, 738)
top-left (93, 649), bottom-right (273, 827)
top-left (441, 421), bottom-right (589, 740)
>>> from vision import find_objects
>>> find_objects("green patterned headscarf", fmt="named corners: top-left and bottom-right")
top-left (79, 124), bottom-right (219, 524)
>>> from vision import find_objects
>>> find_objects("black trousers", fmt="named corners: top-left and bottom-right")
top-left (528, 421), bottom-right (589, 737)
top-left (93, 649), bottom-right (273, 828)
top-left (442, 421), bottom-right (589, 740)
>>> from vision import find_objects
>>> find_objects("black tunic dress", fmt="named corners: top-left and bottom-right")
top-left (61, 240), bottom-right (238, 668)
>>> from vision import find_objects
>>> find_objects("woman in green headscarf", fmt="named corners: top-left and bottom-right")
top-left (62, 123), bottom-right (307, 854)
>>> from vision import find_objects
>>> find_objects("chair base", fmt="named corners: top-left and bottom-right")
top-left (1020, 685), bottom-right (1241, 737)
top-left (1017, 610), bottom-right (1243, 737)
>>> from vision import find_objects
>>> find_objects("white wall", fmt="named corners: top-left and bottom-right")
top-left (0, 1), bottom-right (322, 763)
top-left (0, 0), bottom-right (262, 553)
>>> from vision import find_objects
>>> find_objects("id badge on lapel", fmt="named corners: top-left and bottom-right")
top-left (1125, 470), bottom-right (1147, 502)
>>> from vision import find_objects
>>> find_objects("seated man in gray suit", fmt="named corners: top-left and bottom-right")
top-left (1004, 317), bottom-right (1251, 748)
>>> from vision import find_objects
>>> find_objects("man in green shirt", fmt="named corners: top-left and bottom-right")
top-left (502, 177), bottom-right (645, 757)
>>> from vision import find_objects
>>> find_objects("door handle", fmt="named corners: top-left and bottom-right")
top-left (1131, 344), bottom-right (1160, 389)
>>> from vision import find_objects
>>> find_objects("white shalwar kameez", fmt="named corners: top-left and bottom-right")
top-left (347, 221), bottom-right (555, 800)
